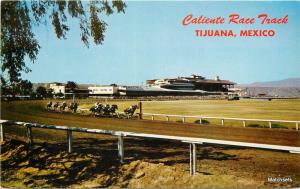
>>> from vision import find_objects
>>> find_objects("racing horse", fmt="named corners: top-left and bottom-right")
top-left (124, 105), bottom-right (138, 118)
top-left (53, 102), bottom-right (59, 110)
top-left (46, 101), bottom-right (52, 110)
top-left (102, 104), bottom-right (118, 117)
top-left (59, 102), bottom-right (67, 112)
top-left (68, 102), bottom-right (79, 113)
top-left (90, 103), bottom-right (104, 116)
top-left (102, 104), bottom-right (111, 116)
top-left (109, 104), bottom-right (118, 117)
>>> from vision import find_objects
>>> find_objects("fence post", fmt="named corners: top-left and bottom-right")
top-left (151, 115), bottom-right (154, 121)
top-left (182, 117), bottom-right (185, 123)
top-left (243, 120), bottom-right (246, 127)
top-left (199, 118), bottom-right (202, 124)
top-left (27, 126), bottom-right (33, 146)
top-left (296, 122), bottom-right (299, 130)
top-left (190, 143), bottom-right (197, 175)
top-left (269, 121), bottom-right (272, 128)
top-left (221, 119), bottom-right (224, 126)
top-left (67, 130), bottom-right (72, 153)
top-left (139, 101), bottom-right (143, 120)
top-left (118, 135), bottom-right (124, 163)
top-left (0, 124), bottom-right (4, 142)
top-left (166, 116), bottom-right (169, 122)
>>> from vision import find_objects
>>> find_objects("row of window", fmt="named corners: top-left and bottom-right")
top-left (92, 88), bottom-right (113, 92)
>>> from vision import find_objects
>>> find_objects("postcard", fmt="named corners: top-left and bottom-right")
top-left (1, 1), bottom-right (299, 188)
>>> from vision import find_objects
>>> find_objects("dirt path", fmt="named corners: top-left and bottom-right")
top-left (2, 101), bottom-right (300, 147)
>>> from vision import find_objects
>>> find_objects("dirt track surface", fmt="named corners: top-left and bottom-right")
top-left (2, 101), bottom-right (300, 188)
top-left (2, 138), bottom-right (300, 188)
top-left (2, 101), bottom-right (300, 147)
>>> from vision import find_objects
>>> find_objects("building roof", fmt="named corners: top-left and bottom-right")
top-left (146, 75), bottom-right (235, 85)
top-left (195, 79), bottom-right (235, 85)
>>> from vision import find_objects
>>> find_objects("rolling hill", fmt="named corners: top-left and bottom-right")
top-left (241, 77), bottom-right (300, 88)
top-left (239, 77), bottom-right (300, 97)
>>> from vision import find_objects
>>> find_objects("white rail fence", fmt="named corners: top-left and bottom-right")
top-left (1, 120), bottom-right (300, 176)
top-left (142, 113), bottom-right (300, 130)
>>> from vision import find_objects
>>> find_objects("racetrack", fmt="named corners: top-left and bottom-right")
top-left (1, 100), bottom-right (300, 147)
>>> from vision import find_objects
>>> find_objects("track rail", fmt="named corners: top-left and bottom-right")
top-left (1, 119), bottom-right (299, 175)
top-left (142, 113), bottom-right (300, 130)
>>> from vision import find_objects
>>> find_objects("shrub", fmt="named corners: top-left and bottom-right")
top-left (247, 124), bottom-right (263, 128)
top-left (248, 123), bottom-right (288, 129)
top-left (271, 123), bottom-right (288, 129)
top-left (194, 119), bottom-right (210, 125)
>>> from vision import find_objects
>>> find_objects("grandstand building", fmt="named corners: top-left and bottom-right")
top-left (146, 75), bottom-right (235, 92)
top-left (49, 75), bottom-right (236, 97)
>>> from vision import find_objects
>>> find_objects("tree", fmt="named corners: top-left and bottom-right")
top-left (1, 79), bottom-right (33, 97)
top-left (1, 76), bottom-right (10, 96)
top-left (36, 86), bottom-right (47, 98)
top-left (66, 81), bottom-right (78, 92)
top-left (1, 1), bottom-right (126, 89)
top-left (18, 80), bottom-right (33, 95)
top-left (47, 88), bottom-right (54, 98)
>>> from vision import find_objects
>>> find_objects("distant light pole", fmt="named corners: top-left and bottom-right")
top-left (69, 89), bottom-right (75, 103)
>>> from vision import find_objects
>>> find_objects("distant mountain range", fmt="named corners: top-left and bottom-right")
top-left (240, 77), bottom-right (300, 88)
top-left (238, 77), bottom-right (300, 97)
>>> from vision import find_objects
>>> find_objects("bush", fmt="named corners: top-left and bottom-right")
top-left (194, 119), bottom-right (210, 125)
top-left (248, 123), bottom-right (288, 129)
top-left (247, 124), bottom-right (263, 128)
top-left (271, 123), bottom-right (288, 129)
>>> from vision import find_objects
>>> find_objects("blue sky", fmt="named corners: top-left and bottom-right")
top-left (23, 1), bottom-right (300, 85)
